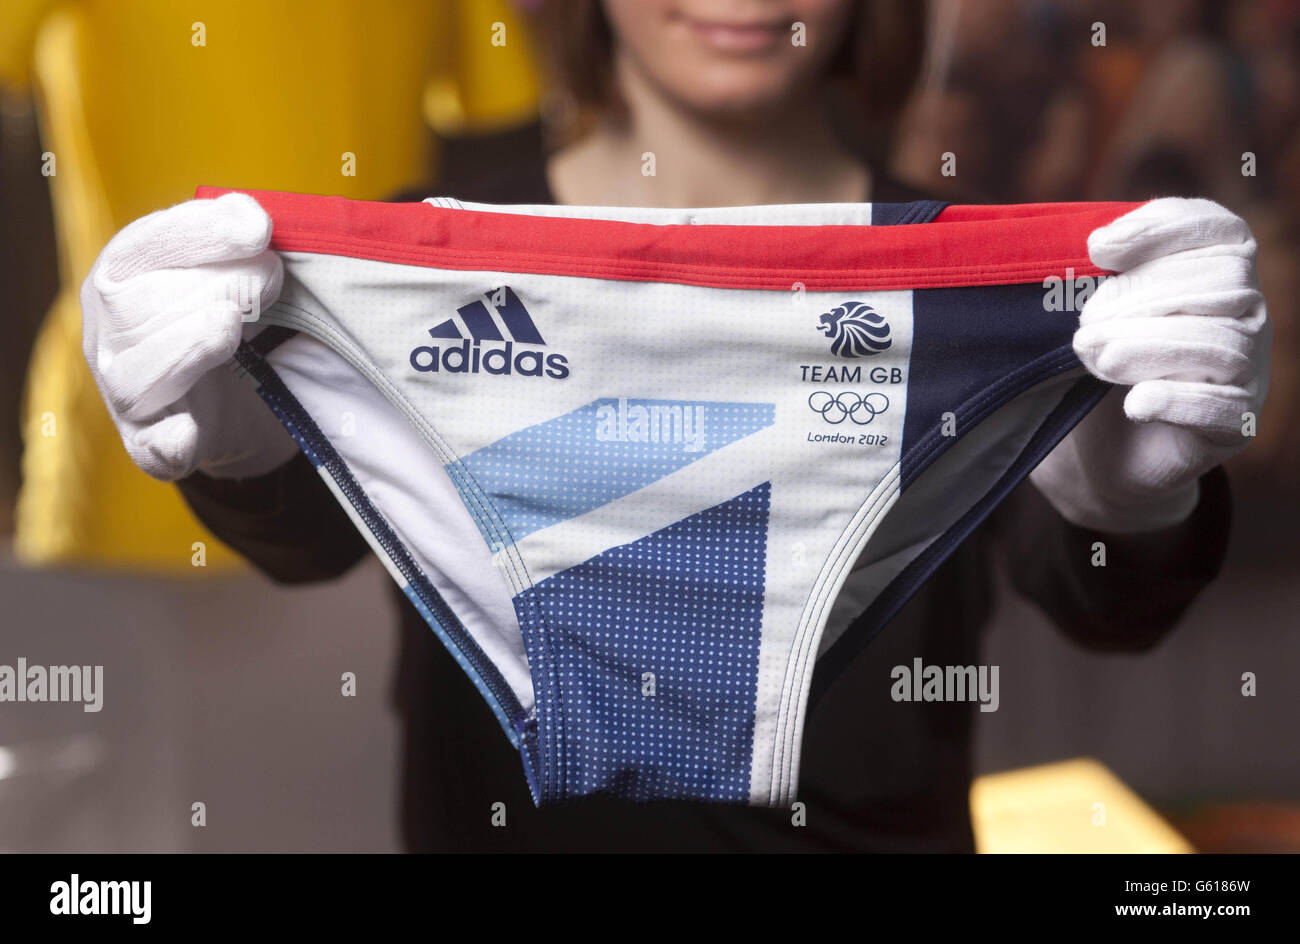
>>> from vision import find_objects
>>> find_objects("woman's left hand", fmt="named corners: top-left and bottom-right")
top-left (1031, 198), bottom-right (1271, 533)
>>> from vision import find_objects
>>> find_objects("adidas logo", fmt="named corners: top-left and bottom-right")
top-left (410, 286), bottom-right (570, 379)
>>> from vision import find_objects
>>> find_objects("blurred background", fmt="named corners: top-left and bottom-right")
top-left (0, 0), bottom-right (1296, 852)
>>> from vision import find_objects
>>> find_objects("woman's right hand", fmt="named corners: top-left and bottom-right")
top-left (81, 192), bottom-right (298, 481)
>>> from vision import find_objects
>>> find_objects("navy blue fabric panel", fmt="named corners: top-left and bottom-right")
top-left (514, 484), bottom-right (771, 803)
top-left (871, 201), bottom-right (949, 226)
top-left (901, 283), bottom-right (1080, 484)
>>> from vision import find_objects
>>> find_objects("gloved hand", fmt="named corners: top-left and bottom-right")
top-left (82, 192), bottom-right (298, 481)
top-left (1031, 197), bottom-right (1271, 533)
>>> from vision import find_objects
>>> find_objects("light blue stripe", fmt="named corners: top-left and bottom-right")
top-left (448, 398), bottom-right (773, 551)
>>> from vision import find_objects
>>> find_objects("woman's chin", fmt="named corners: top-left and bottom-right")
top-left (671, 78), bottom-right (804, 122)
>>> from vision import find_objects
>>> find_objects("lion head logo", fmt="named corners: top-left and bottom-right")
top-left (817, 302), bottom-right (891, 357)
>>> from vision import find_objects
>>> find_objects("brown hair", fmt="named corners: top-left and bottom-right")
top-left (529, 0), bottom-right (928, 158)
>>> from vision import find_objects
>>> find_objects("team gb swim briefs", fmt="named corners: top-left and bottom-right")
top-left (195, 186), bottom-right (1139, 807)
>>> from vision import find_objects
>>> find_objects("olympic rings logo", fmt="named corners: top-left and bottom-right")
top-left (807, 390), bottom-right (890, 425)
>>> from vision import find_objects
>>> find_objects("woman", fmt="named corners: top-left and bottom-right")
top-left (81, 0), bottom-right (1264, 851)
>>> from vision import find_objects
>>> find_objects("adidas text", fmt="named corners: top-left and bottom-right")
top-left (410, 339), bottom-right (570, 379)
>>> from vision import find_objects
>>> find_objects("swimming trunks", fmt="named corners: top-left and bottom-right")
top-left (195, 187), bottom-right (1137, 807)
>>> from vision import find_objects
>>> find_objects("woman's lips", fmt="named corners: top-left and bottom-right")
top-left (687, 19), bottom-right (787, 53)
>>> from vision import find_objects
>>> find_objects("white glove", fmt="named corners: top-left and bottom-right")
top-left (1031, 197), bottom-right (1271, 533)
top-left (82, 193), bottom-right (298, 481)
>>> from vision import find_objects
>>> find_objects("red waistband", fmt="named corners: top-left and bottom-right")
top-left (196, 186), bottom-right (1138, 292)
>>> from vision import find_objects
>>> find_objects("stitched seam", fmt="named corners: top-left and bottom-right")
top-left (269, 304), bottom-right (525, 582)
top-left (775, 473), bottom-right (898, 803)
top-left (274, 231), bottom-right (1093, 275)
top-left (768, 466), bottom-right (900, 804)
top-left (769, 344), bottom-right (1079, 803)
top-left (234, 342), bottom-right (526, 728)
top-left (274, 232), bottom-right (1104, 288)
top-left (900, 346), bottom-right (1078, 488)
top-left (266, 301), bottom-right (567, 800)
top-left (809, 376), bottom-right (1108, 708)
